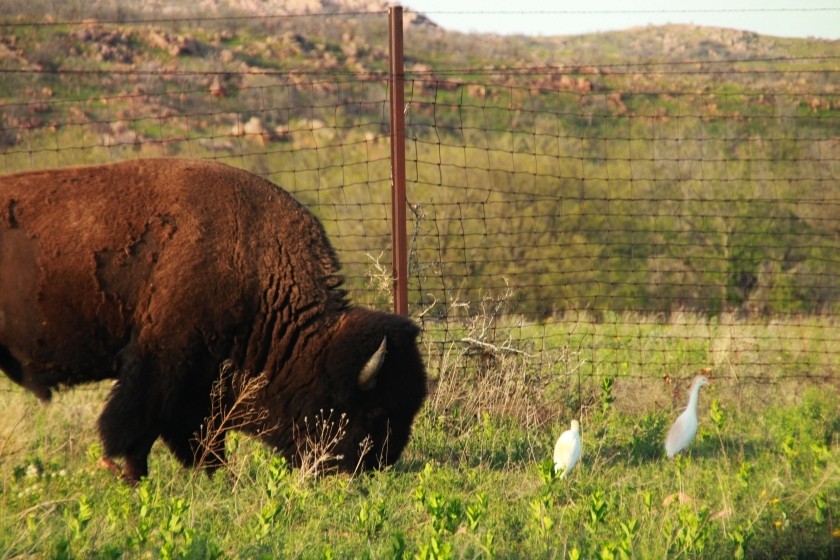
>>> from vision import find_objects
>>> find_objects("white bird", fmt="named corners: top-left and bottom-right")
top-left (553, 419), bottom-right (582, 478)
top-left (665, 375), bottom-right (710, 459)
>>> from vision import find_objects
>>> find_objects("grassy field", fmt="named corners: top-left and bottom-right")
top-left (1, 315), bottom-right (838, 559)
top-left (1, 8), bottom-right (838, 558)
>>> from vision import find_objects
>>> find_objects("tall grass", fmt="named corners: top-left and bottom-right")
top-left (1, 312), bottom-right (837, 558)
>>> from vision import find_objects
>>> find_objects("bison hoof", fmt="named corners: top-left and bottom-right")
top-left (99, 456), bottom-right (145, 485)
top-left (98, 456), bottom-right (123, 477)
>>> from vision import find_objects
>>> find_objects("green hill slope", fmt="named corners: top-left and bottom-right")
top-left (1, 3), bottom-right (837, 317)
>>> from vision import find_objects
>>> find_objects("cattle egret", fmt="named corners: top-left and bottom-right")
top-left (664, 375), bottom-right (710, 458)
top-left (553, 419), bottom-right (582, 478)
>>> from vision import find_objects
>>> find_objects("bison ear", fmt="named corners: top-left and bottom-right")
top-left (358, 336), bottom-right (387, 390)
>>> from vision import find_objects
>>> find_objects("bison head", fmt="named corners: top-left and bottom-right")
top-left (258, 307), bottom-right (427, 474)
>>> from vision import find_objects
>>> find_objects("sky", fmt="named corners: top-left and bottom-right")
top-left (397, 1), bottom-right (840, 40)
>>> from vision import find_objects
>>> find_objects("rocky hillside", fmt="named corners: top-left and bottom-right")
top-left (1, 1), bottom-right (837, 174)
top-left (1, 1), bottom-right (837, 151)
top-left (1, 2), bottom-right (838, 316)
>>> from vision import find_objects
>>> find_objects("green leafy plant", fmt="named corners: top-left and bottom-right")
top-left (415, 534), bottom-right (453, 560)
top-left (536, 457), bottom-right (557, 487)
top-left (465, 493), bottom-right (487, 532)
top-left (729, 523), bottom-right (753, 560)
top-left (616, 519), bottom-right (638, 559)
top-left (669, 506), bottom-right (710, 556)
top-left (128, 481), bottom-right (156, 548)
top-left (423, 492), bottom-right (464, 535)
top-left (66, 495), bottom-right (93, 552)
top-left (159, 497), bottom-right (192, 560)
top-left (585, 490), bottom-right (609, 535)
top-left (600, 377), bottom-right (616, 416)
top-left (629, 413), bottom-right (668, 462)
top-left (710, 399), bottom-right (726, 432)
top-left (737, 462), bottom-right (752, 489)
top-left (813, 491), bottom-right (827, 525)
top-left (357, 498), bottom-right (386, 539)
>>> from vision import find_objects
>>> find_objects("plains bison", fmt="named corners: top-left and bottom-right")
top-left (0, 158), bottom-right (427, 481)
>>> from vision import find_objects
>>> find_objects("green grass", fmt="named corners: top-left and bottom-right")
top-left (1, 14), bottom-right (837, 556)
top-left (1, 316), bottom-right (838, 559)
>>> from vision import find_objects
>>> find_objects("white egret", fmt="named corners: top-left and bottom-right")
top-left (553, 419), bottom-right (582, 478)
top-left (665, 375), bottom-right (710, 458)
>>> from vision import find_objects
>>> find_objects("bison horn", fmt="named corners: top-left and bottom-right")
top-left (358, 336), bottom-right (387, 390)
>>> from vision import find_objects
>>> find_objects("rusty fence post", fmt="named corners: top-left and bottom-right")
top-left (389, 5), bottom-right (409, 316)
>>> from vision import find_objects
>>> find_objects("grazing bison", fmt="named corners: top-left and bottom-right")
top-left (0, 158), bottom-right (427, 481)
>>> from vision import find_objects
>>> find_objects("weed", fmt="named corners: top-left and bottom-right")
top-left (294, 409), bottom-right (352, 480)
top-left (363, 251), bottom-right (394, 308)
top-left (600, 377), bottom-right (615, 416)
top-left (65, 495), bottom-right (93, 551)
top-left (415, 534), bottom-right (453, 560)
top-left (391, 532), bottom-right (409, 560)
top-left (710, 398), bottom-right (726, 432)
top-left (617, 519), bottom-right (639, 559)
top-left (194, 362), bottom-right (271, 472)
top-left (159, 497), bottom-right (191, 560)
top-left (585, 490), bottom-right (609, 535)
top-left (629, 412), bottom-right (668, 462)
top-left (643, 491), bottom-right (653, 513)
top-left (129, 481), bottom-right (156, 548)
top-left (536, 458), bottom-right (557, 487)
top-left (737, 461), bottom-right (753, 489)
top-left (668, 505), bottom-right (711, 556)
top-left (465, 492), bottom-right (487, 531)
top-left (530, 493), bottom-right (555, 533)
top-left (729, 523), bottom-right (754, 560)
top-left (814, 491), bottom-right (828, 525)
top-left (357, 497), bottom-right (386, 539)
top-left (0, 316), bottom-right (837, 558)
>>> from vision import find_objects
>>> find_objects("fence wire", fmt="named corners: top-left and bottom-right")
top-left (403, 67), bottom-right (838, 396)
top-left (0, 13), bottom-right (837, 409)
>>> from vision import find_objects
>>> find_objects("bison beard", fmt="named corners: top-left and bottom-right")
top-left (0, 158), bottom-right (427, 482)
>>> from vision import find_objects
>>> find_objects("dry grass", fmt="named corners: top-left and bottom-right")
top-left (193, 361), bottom-right (272, 472)
top-left (421, 305), bottom-right (839, 442)
top-left (360, 251), bottom-right (394, 309)
top-left (291, 407), bottom-right (389, 480)
top-left (292, 409), bottom-right (355, 480)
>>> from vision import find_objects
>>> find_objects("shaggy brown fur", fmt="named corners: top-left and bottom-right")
top-left (0, 158), bottom-right (427, 481)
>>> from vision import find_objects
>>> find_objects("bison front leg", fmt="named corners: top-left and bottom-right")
top-left (97, 351), bottom-right (164, 483)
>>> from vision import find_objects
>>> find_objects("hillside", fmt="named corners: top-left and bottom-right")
top-left (0, 2), bottom-right (838, 317)
top-left (2, 3), bottom-right (837, 129)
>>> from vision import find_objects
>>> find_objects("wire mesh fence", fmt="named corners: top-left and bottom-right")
top-left (0, 10), bottom-right (838, 412)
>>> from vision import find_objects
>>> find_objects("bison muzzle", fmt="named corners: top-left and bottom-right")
top-left (0, 158), bottom-right (427, 481)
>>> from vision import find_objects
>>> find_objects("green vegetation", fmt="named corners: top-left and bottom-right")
top-left (1, 8), bottom-right (837, 319)
top-left (0, 7), bottom-right (837, 555)
top-left (1, 314), bottom-right (838, 558)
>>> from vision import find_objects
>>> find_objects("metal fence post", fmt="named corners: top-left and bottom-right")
top-left (389, 5), bottom-right (409, 316)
